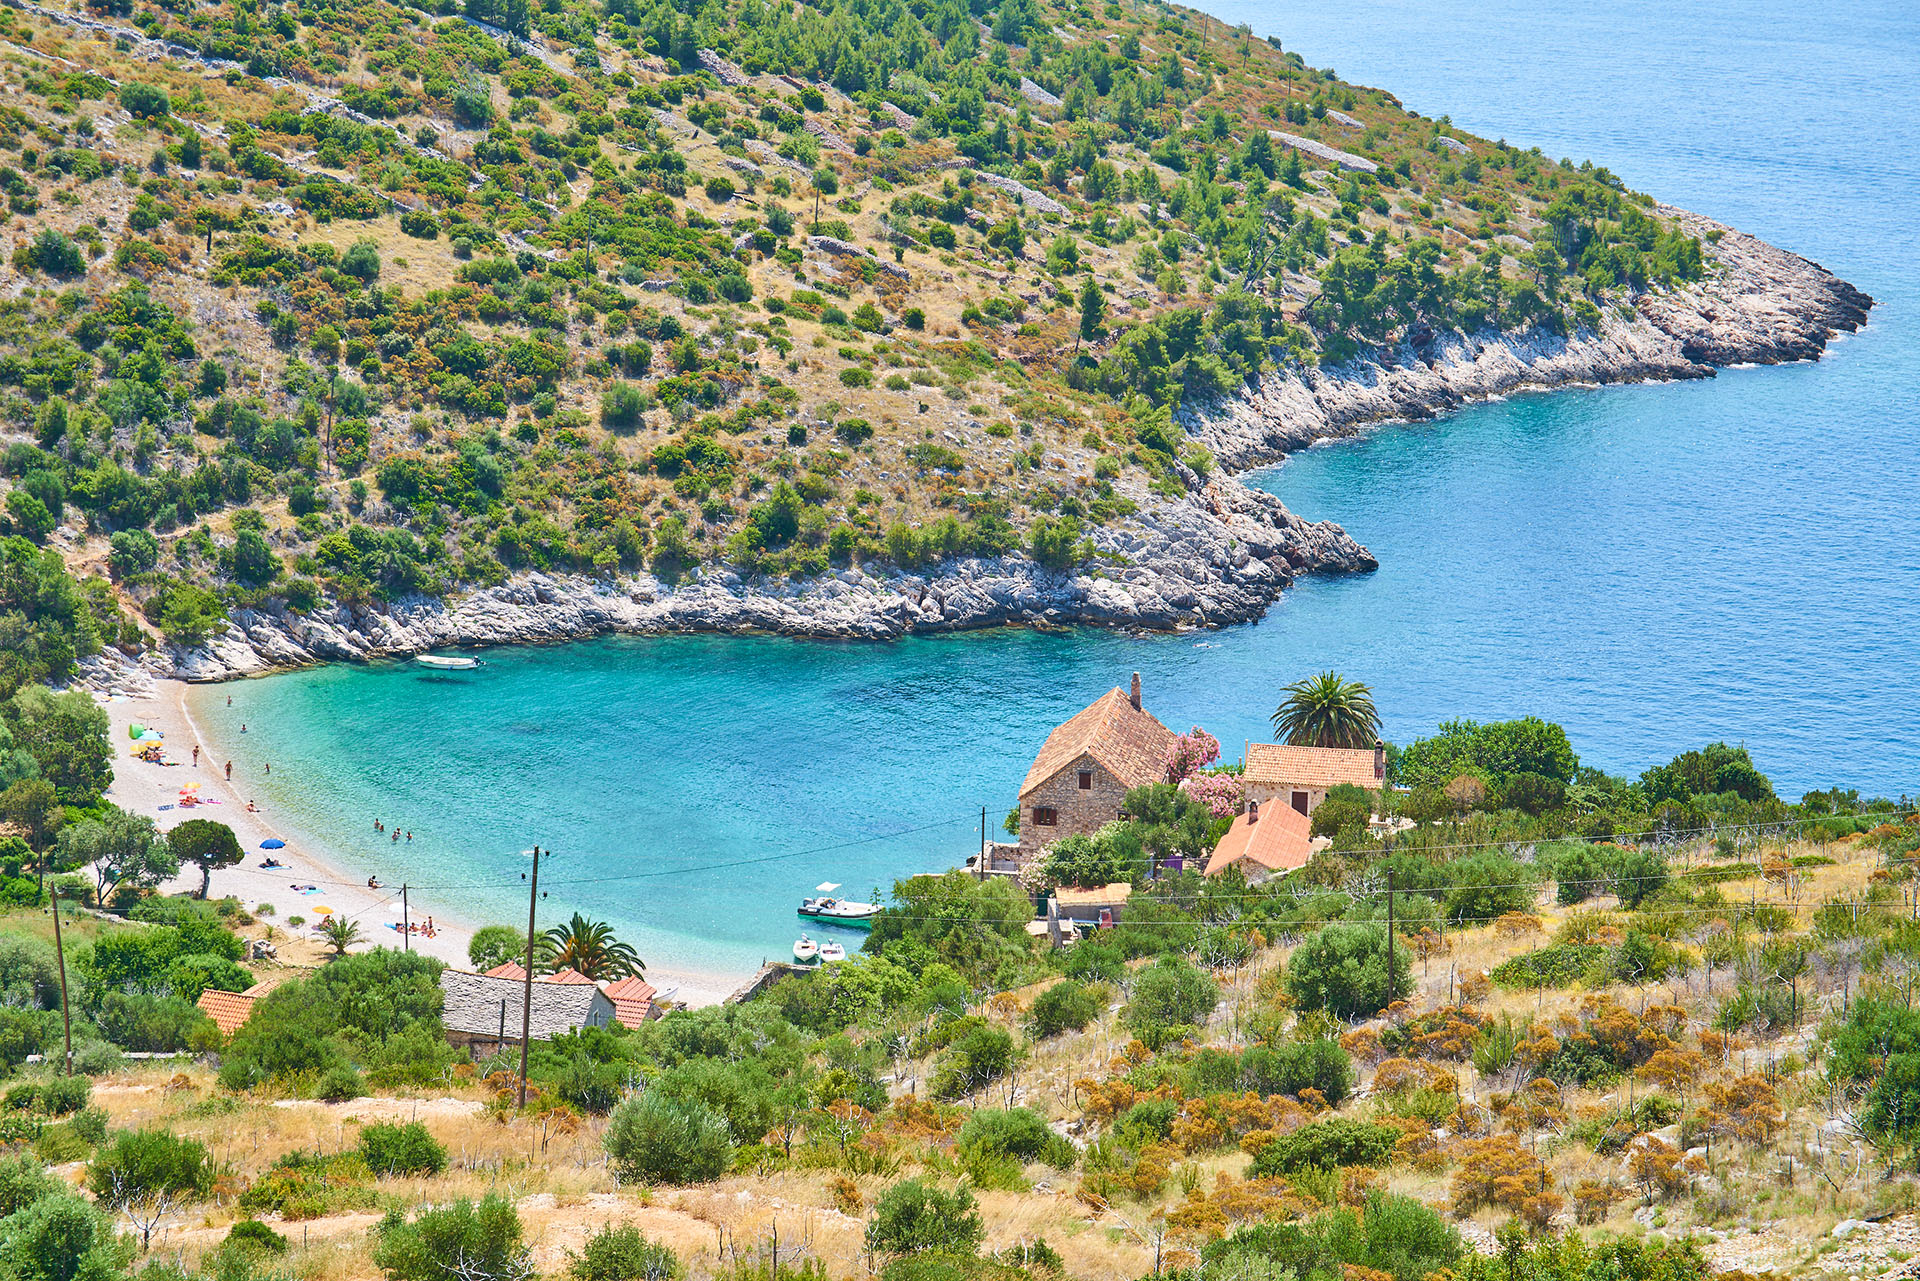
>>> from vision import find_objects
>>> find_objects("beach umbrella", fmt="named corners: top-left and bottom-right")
top-left (312, 905), bottom-right (334, 917)
top-left (129, 724), bottom-right (144, 740)
top-left (260, 838), bottom-right (286, 849)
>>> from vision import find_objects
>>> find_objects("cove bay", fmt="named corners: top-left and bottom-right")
top-left (191, 0), bottom-right (1918, 983)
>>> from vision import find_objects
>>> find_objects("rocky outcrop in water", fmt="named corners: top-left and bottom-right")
top-left (84, 482), bottom-right (1372, 685)
top-left (1186, 208), bottom-right (1873, 470)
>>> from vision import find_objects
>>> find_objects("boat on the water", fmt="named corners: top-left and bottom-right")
top-left (819, 941), bottom-right (847, 963)
top-left (797, 896), bottom-right (880, 928)
top-left (793, 936), bottom-right (819, 964)
top-left (415, 654), bottom-right (480, 670)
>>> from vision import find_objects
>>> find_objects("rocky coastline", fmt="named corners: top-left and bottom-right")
top-left (79, 208), bottom-right (1871, 691)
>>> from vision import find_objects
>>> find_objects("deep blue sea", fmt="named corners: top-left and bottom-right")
top-left (194, 0), bottom-right (1920, 981)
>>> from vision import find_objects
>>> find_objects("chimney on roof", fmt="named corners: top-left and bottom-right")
top-left (1129, 672), bottom-right (1142, 711)
top-left (1374, 740), bottom-right (1386, 781)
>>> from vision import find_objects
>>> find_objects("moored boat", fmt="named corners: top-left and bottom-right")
top-left (416, 653), bottom-right (480, 670)
top-left (797, 896), bottom-right (880, 928)
top-left (793, 935), bottom-right (819, 964)
top-left (819, 941), bottom-right (847, 963)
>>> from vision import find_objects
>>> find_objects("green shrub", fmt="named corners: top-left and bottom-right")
top-left (866, 1178), bottom-right (984, 1256)
top-left (569, 1224), bottom-right (680, 1281)
top-left (954, 1108), bottom-right (1074, 1169)
top-left (86, 1129), bottom-right (212, 1206)
top-left (1239, 1039), bottom-right (1355, 1106)
top-left (36, 1075), bottom-right (88, 1116)
top-left (604, 1093), bottom-right (732, 1185)
top-left (1029, 980), bottom-right (1099, 1038)
top-left (1249, 1119), bottom-right (1400, 1176)
top-left (931, 1024), bottom-right (1015, 1100)
top-left (361, 1122), bottom-right (446, 1177)
top-left (374, 1195), bottom-right (530, 1281)
top-left (317, 1064), bottom-right (365, 1102)
top-left (601, 383), bottom-right (646, 431)
top-left (1123, 956), bottom-right (1217, 1050)
top-left (226, 1219), bottom-right (290, 1254)
top-left (469, 926), bottom-right (524, 971)
top-left (1284, 924), bottom-right (1409, 1020)
top-left (119, 83), bottom-right (171, 119)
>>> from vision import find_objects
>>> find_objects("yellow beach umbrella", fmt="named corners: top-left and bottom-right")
top-left (312, 906), bottom-right (335, 917)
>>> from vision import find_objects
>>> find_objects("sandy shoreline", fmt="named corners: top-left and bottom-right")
top-left (99, 679), bottom-right (744, 1007)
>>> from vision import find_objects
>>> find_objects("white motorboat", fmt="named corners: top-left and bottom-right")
top-left (416, 654), bottom-right (480, 670)
top-left (819, 941), bottom-right (847, 963)
top-left (797, 896), bottom-right (880, 928)
top-left (793, 936), bottom-right (819, 964)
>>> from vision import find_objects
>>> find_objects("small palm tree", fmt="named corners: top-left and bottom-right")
top-left (541, 913), bottom-right (644, 980)
top-left (318, 916), bottom-right (360, 957)
top-left (1271, 671), bottom-right (1382, 748)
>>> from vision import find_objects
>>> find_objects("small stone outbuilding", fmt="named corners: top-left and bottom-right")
top-left (439, 969), bottom-right (617, 1057)
top-left (1017, 674), bottom-right (1176, 857)
top-left (1204, 798), bottom-right (1314, 883)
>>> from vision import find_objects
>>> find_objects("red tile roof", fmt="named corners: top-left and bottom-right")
top-left (545, 968), bottom-right (597, 985)
top-left (196, 988), bottom-right (258, 1036)
top-left (603, 976), bottom-right (657, 1028)
top-left (1020, 687), bottom-right (1176, 798)
top-left (484, 962), bottom-right (528, 980)
top-left (1244, 742), bottom-right (1382, 790)
top-left (1205, 801), bottom-right (1313, 878)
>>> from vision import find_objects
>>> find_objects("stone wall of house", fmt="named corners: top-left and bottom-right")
top-left (1243, 782), bottom-right (1331, 818)
top-left (1018, 753), bottom-right (1131, 855)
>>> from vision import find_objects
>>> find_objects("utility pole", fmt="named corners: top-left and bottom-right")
top-left (1384, 869), bottom-right (1395, 1006)
top-left (517, 845), bottom-right (542, 1109)
top-left (401, 884), bottom-right (410, 951)
top-left (49, 886), bottom-right (71, 1076)
top-left (978, 806), bottom-right (986, 881)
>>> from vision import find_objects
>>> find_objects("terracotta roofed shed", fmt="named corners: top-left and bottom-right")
top-left (1205, 798), bottom-right (1314, 883)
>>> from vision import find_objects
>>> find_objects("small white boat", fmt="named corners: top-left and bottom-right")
top-left (793, 936), bottom-right (819, 964)
top-left (819, 941), bottom-right (847, 963)
top-left (416, 654), bottom-right (480, 670)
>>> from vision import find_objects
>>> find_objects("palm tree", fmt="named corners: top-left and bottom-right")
top-left (318, 916), bottom-right (360, 957)
top-left (1270, 671), bottom-right (1382, 748)
top-left (541, 913), bottom-right (644, 980)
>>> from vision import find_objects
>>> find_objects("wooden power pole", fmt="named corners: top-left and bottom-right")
top-left (517, 846), bottom-right (542, 1108)
top-left (49, 886), bottom-right (72, 1076)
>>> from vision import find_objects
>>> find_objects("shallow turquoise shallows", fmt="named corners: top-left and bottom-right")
top-left (193, 0), bottom-right (1920, 977)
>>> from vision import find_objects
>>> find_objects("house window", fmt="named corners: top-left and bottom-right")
top-left (1291, 791), bottom-right (1310, 816)
top-left (1034, 807), bottom-right (1058, 827)
top-left (1078, 770), bottom-right (1093, 790)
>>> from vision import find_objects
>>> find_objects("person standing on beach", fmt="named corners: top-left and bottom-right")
top-left (225, 761), bottom-right (232, 780)
top-left (192, 745), bottom-right (199, 766)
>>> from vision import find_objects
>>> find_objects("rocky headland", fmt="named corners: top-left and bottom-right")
top-left (81, 209), bottom-right (1871, 691)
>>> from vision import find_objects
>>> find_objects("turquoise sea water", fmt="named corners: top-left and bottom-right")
top-left (192, 0), bottom-right (1920, 979)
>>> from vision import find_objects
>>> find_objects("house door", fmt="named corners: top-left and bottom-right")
top-left (1291, 791), bottom-right (1310, 815)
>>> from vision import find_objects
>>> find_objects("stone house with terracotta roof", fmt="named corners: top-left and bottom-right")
top-left (1204, 798), bottom-right (1314, 883)
top-left (1017, 674), bottom-right (1176, 858)
top-left (1242, 741), bottom-right (1386, 820)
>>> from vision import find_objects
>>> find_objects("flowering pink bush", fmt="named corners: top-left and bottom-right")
top-left (1166, 726), bottom-right (1222, 784)
top-left (1180, 772), bottom-right (1244, 820)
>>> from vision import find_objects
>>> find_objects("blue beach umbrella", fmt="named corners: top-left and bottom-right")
top-left (260, 838), bottom-right (287, 850)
